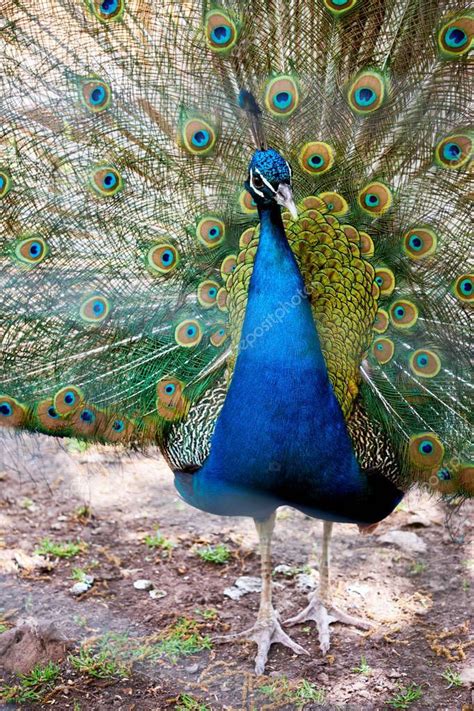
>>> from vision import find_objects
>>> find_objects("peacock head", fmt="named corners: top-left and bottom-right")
top-left (245, 148), bottom-right (297, 219)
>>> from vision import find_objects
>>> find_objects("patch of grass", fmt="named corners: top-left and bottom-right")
top-left (259, 677), bottom-right (325, 708)
top-left (194, 608), bottom-right (218, 620)
top-left (91, 622), bottom-right (212, 666)
top-left (35, 538), bottom-right (87, 559)
top-left (408, 561), bottom-right (427, 576)
top-left (0, 661), bottom-right (60, 704)
top-left (196, 544), bottom-right (230, 565)
top-left (174, 693), bottom-right (210, 711)
top-left (144, 530), bottom-right (174, 551)
top-left (69, 645), bottom-right (128, 679)
top-left (154, 618), bottom-right (212, 662)
top-left (387, 684), bottom-right (423, 709)
top-left (352, 655), bottom-right (372, 675)
top-left (441, 667), bottom-right (462, 689)
top-left (0, 624), bottom-right (7, 633)
top-left (71, 567), bottom-right (89, 582)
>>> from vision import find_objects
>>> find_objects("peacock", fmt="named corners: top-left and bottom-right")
top-left (0, 0), bottom-right (472, 675)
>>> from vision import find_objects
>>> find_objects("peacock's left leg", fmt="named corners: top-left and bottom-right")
top-left (285, 521), bottom-right (373, 654)
top-left (216, 512), bottom-right (308, 674)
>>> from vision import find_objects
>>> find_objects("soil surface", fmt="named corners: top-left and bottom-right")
top-left (0, 431), bottom-right (472, 710)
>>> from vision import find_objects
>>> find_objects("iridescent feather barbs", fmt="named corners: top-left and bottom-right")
top-left (0, 0), bottom-right (472, 500)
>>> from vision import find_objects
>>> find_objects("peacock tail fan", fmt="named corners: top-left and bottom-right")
top-left (0, 1), bottom-right (472, 499)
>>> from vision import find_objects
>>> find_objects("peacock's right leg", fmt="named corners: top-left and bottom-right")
top-left (216, 511), bottom-right (308, 675)
top-left (285, 521), bottom-right (373, 653)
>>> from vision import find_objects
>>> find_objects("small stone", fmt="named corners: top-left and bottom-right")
top-left (50, 523), bottom-right (62, 531)
top-left (223, 576), bottom-right (262, 600)
top-left (149, 589), bottom-right (167, 600)
top-left (273, 564), bottom-right (293, 575)
top-left (378, 530), bottom-right (427, 554)
top-left (295, 573), bottom-right (316, 591)
top-left (459, 665), bottom-right (474, 687)
top-left (185, 663), bottom-right (200, 674)
top-left (70, 582), bottom-right (90, 596)
top-left (133, 579), bottom-right (153, 591)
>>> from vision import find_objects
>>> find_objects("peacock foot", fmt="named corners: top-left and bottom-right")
top-left (215, 609), bottom-right (309, 675)
top-left (284, 595), bottom-right (373, 655)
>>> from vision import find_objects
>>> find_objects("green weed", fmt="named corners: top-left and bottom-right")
top-left (387, 684), bottom-right (423, 709)
top-left (441, 667), bottom-right (462, 689)
top-left (196, 544), bottom-right (230, 564)
top-left (352, 655), bottom-right (372, 675)
top-left (0, 661), bottom-right (60, 704)
top-left (35, 538), bottom-right (87, 559)
top-left (174, 693), bottom-right (210, 710)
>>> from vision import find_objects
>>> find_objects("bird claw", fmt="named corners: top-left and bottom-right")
top-left (215, 610), bottom-right (309, 675)
top-left (284, 596), bottom-right (373, 654)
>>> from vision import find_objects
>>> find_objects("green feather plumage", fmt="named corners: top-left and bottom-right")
top-left (0, 0), bottom-right (472, 497)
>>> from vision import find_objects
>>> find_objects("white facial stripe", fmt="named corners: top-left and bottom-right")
top-left (286, 160), bottom-right (292, 179)
top-left (250, 168), bottom-right (264, 197)
top-left (255, 167), bottom-right (276, 194)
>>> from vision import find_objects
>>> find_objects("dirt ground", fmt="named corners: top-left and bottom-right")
top-left (0, 431), bottom-right (472, 710)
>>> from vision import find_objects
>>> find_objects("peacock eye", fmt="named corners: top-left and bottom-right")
top-left (253, 174), bottom-right (263, 188)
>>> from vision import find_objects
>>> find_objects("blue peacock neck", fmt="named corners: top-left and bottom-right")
top-left (174, 201), bottom-right (403, 523)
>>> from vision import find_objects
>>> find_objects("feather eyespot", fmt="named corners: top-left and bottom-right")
top-left (72, 405), bottom-right (105, 436)
top-left (181, 118), bottom-right (217, 156)
top-left (372, 337), bottom-right (394, 364)
top-left (89, 165), bottom-right (123, 196)
top-left (175, 320), bottom-right (202, 347)
top-left (239, 190), bottom-right (257, 213)
top-left (210, 324), bottom-right (228, 347)
top-left (435, 133), bottom-right (472, 169)
top-left (156, 377), bottom-right (188, 420)
top-left (437, 15), bottom-right (473, 58)
top-left (0, 169), bottom-right (12, 198)
top-left (0, 396), bottom-right (26, 428)
top-left (196, 216), bottom-right (226, 248)
top-left (104, 415), bottom-right (133, 442)
top-left (373, 309), bottom-right (389, 334)
top-left (323, 0), bottom-right (358, 15)
top-left (220, 255), bottom-right (237, 281)
top-left (36, 399), bottom-right (66, 431)
top-left (389, 300), bottom-right (418, 329)
top-left (359, 231), bottom-right (374, 258)
top-left (319, 191), bottom-right (348, 216)
top-left (80, 294), bottom-right (111, 323)
top-left (452, 273), bottom-right (473, 303)
top-left (299, 142), bottom-right (335, 175)
top-left (197, 280), bottom-right (220, 308)
top-left (358, 182), bottom-right (392, 216)
top-left (348, 71), bottom-right (386, 114)
top-left (89, 0), bottom-right (125, 22)
top-left (264, 76), bottom-right (300, 118)
top-left (409, 349), bottom-right (441, 378)
top-left (217, 288), bottom-right (228, 311)
top-left (402, 226), bottom-right (437, 260)
top-left (54, 386), bottom-right (84, 416)
top-left (147, 243), bottom-right (179, 274)
top-left (374, 267), bottom-right (395, 296)
top-left (409, 432), bottom-right (444, 469)
top-left (14, 236), bottom-right (49, 267)
top-left (205, 9), bottom-right (239, 52)
top-left (81, 79), bottom-right (112, 113)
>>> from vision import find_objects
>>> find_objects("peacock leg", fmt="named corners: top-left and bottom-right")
top-left (215, 511), bottom-right (308, 674)
top-left (284, 521), bottom-right (373, 654)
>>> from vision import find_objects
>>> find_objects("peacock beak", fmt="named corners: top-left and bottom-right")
top-left (275, 183), bottom-right (298, 220)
